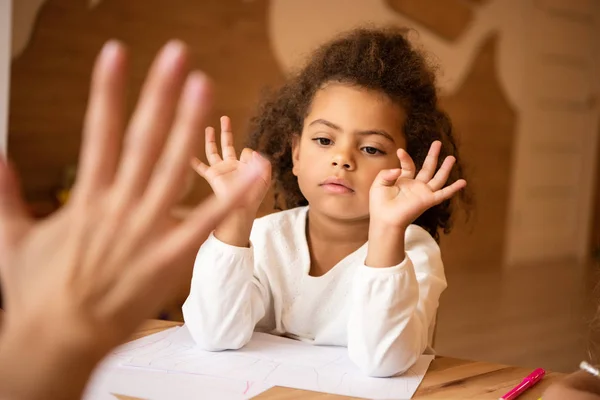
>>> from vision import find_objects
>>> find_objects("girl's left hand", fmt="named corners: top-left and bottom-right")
top-left (369, 141), bottom-right (466, 230)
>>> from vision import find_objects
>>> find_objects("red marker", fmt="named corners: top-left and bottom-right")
top-left (499, 368), bottom-right (545, 400)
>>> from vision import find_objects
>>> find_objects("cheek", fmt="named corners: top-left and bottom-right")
top-left (358, 157), bottom-right (400, 190)
top-left (361, 169), bottom-right (382, 190)
top-left (297, 162), bottom-right (319, 183)
top-left (292, 157), bottom-right (311, 183)
top-left (362, 159), bottom-right (392, 179)
top-left (295, 145), bottom-right (320, 173)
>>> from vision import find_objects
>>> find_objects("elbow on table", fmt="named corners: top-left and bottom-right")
top-left (187, 325), bottom-right (252, 352)
top-left (182, 303), bottom-right (252, 352)
top-left (350, 347), bottom-right (421, 378)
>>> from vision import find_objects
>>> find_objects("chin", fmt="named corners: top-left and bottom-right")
top-left (308, 196), bottom-right (369, 222)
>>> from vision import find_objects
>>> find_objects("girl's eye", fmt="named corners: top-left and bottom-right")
top-left (313, 138), bottom-right (332, 146)
top-left (362, 146), bottom-right (384, 155)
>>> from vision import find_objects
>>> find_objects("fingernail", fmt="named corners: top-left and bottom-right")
top-left (183, 72), bottom-right (210, 101)
top-left (165, 39), bottom-right (185, 54)
top-left (101, 40), bottom-right (121, 58)
top-left (160, 40), bottom-right (186, 66)
top-left (254, 152), bottom-right (269, 164)
top-left (255, 151), bottom-right (268, 160)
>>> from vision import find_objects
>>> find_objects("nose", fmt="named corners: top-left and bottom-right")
top-left (331, 152), bottom-right (355, 171)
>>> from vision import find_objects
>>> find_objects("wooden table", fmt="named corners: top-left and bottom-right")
top-left (115, 320), bottom-right (565, 399)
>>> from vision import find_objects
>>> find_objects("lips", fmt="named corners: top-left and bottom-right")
top-left (319, 177), bottom-right (354, 193)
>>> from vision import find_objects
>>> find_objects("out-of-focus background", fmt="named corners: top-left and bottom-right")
top-left (1, 0), bottom-right (599, 373)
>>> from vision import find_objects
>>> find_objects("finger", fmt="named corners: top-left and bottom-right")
top-left (397, 148), bottom-right (416, 179)
top-left (137, 72), bottom-right (212, 222)
top-left (98, 74), bottom-right (211, 276)
top-left (204, 126), bottom-right (222, 165)
top-left (239, 148), bottom-right (253, 164)
top-left (73, 40), bottom-right (127, 202)
top-left (428, 156), bottom-right (456, 191)
top-left (107, 73), bottom-right (211, 282)
top-left (220, 116), bottom-right (237, 160)
top-left (373, 168), bottom-right (402, 187)
top-left (432, 179), bottom-right (467, 204)
top-left (190, 157), bottom-right (209, 179)
top-left (0, 157), bottom-right (33, 263)
top-left (113, 40), bottom-right (189, 201)
top-left (415, 141), bottom-right (441, 183)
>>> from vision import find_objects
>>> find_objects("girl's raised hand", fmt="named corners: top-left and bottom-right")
top-left (192, 116), bottom-right (271, 214)
top-left (369, 141), bottom-right (466, 230)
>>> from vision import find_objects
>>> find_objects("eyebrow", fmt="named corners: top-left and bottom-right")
top-left (308, 118), bottom-right (396, 143)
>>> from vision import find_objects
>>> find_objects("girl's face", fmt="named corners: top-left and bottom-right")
top-left (292, 83), bottom-right (407, 221)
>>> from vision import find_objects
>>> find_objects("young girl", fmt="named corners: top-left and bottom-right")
top-left (182, 27), bottom-right (469, 377)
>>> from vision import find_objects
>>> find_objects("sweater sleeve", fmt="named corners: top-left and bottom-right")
top-left (347, 226), bottom-right (447, 377)
top-left (182, 232), bottom-right (269, 351)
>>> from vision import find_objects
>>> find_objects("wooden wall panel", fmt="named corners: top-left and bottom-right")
top-left (439, 36), bottom-right (516, 269)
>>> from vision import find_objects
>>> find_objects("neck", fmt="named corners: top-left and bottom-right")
top-left (306, 208), bottom-right (369, 247)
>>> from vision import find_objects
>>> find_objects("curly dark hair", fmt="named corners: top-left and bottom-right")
top-left (247, 26), bottom-right (471, 241)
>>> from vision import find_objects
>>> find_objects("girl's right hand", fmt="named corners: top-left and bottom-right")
top-left (192, 116), bottom-right (272, 215)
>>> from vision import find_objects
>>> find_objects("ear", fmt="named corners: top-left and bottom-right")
top-left (291, 134), bottom-right (301, 177)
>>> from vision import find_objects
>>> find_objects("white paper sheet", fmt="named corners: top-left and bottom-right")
top-left (83, 362), bottom-right (273, 400)
top-left (85, 326), bottom-right (433, 400)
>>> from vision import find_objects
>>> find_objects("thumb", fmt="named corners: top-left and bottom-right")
top-left (0, 156), bottom-right (33, 252)
top-left (372, 168), bottom-right (402, 188)
top-left (250, 151), bottom-right (272, 181)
